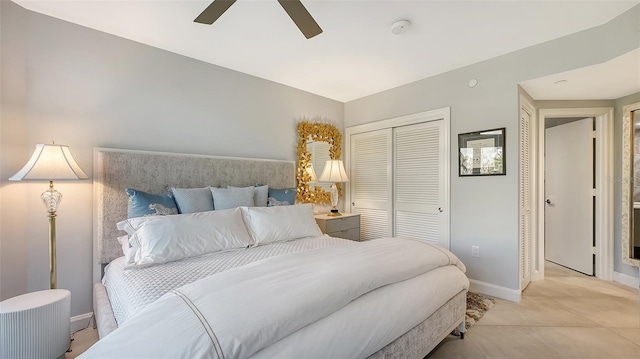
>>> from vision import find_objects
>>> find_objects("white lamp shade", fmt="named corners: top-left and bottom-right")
top-left (306, 164), bottom-right (318, 181)
top-left (318, 160), bottom-right (350, 183)
top-left (9, 144), bottom-right (88, 181)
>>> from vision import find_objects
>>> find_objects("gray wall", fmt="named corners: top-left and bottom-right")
top-left (0, 1), bottom-right (344, 317)
top-left (344, 6), bottom-right (640, 291)
top-left (1, 0), bottom-right (29, 302)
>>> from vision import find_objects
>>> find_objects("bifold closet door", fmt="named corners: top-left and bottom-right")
top-left (394, 121), bottom-right (447, 247)
top-left (349, 129), bottom-right (393, 240)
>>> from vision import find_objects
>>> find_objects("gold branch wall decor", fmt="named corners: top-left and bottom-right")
top-left (296, 121), bottom-right (343, 204)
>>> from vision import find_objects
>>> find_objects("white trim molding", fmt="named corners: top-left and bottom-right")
top-left (613, 271), bottom-right (640, 289)
top-left (469, 279), bottom-right (521, 303)
top-left (70, 312), bottom-right (93, 334)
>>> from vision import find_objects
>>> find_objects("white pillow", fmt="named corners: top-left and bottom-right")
top-left (241, 204), bottom-right (322, 246)
top-left (116, 235), bottom-right (136, 265)
top-left (116, 208), bottom-right (252, 268)
top-left (211, 187), bottom-right (255, 210)
top-left (228, 185), bottom-right (268, 207)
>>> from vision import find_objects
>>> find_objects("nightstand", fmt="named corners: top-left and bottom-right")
top-left (314, 213), bottom-right (361, 241)
top-left (0, 289), bottom-right (71, 359)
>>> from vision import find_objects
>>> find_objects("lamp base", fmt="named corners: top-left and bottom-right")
top-left (327, 207), bottom-right (342, 216)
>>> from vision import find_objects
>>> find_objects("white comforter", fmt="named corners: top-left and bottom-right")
top-left (81, 238), bottom-right (468, 359)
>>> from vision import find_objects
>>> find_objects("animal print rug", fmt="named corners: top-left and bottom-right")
top-left (466, 292), bottom-right (495, 329)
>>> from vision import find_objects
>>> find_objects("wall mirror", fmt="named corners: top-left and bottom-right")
top-left (622, 101), bottom-right (640, 267)
top-left (296, 121), bottom-right (342, 204)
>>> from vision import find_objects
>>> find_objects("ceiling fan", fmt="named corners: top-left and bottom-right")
top-left (194, 0), bottom-right (323, 39)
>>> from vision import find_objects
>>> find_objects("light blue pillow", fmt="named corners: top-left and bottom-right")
top-left (125, 188), bottom-right (179, 219)
top-left (228, 185), bottom-right (268, 207)
top-left (211, 187), bottom-right (255, 210)
top-left (267, 188), bottom-right (296, 206)
top-left (171, 187), bottom-right (214, 214)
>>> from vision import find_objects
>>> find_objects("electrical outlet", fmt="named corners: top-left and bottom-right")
top-left (471, 246), bottom-right (480, 258)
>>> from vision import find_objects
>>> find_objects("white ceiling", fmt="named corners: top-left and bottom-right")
top-left (520, 48), bottom-right (640, 100)
top-left (12, 0), bottom-right (640, 102)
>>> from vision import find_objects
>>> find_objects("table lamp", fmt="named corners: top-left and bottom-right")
top-left (318, 159), bottom-right (350, 216)
top-left (9, 143), bottom-right (88, 289)
top-left (306, 163), bottom-right (318, 182)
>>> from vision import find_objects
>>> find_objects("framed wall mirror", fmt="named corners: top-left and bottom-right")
top-left (296, 121), bottom-right (342, 204)
top-left (622, 101), bottom-right (640, 267)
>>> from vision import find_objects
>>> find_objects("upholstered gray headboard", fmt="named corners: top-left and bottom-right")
top-left (92, 148), bottom-right (295, 278)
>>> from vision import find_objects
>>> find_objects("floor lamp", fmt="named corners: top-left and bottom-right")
top-left (9, 143), bottom-right (88, 289)
top-left (318, 160), bottom-right (350, 216)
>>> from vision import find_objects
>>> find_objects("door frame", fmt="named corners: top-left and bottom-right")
top-left (533, 107), bottom-right (614, 281)
top-left (345, 107), bottom-right (450, 246)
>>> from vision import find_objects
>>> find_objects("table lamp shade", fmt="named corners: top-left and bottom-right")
top-left (9, 144), bottom-right (88, 181)
top-left (318, 160), bottom-right (350, 183)
top-left (319, 160), bottom-right (349, 216)
top-left (306, 163), bottom-right (318, 182)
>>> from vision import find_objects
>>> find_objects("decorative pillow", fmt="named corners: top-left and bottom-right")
top-left (116, 208), bottom-right (252, 268)
top-left (125, 188), bottom-right (178, 219)
top-left (268, 188), bottom-right (296, 206)
top-left (116, 235), bottom-right (136, 265)
top-left (171, 187), bottom-right (214, 214)
top-left (241, 203), bottom-right (322, 245)
top-left (228, 185), bottom-right (268, 207)
top-left (211, 187), bottom-right (255, 210)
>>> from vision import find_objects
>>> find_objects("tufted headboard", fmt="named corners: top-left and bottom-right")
top-left (92, 148), bottom-right (295, 280)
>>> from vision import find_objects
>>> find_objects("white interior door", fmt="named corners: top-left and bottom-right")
top-left (545, 118), bottom-right (593, 275)
top-left (349, 129), bottom-right (393, 240)
top-left (394, 121), bottom-right (448, 248)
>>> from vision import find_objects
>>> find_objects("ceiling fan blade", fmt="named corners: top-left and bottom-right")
top-left (277, 0), bottom-right (323, 39)
top-left (194, 0), bottom-right (237, 25)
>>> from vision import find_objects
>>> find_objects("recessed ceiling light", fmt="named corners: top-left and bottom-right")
top-left (391, 20), bottom-right (411, 35)
top-left (468, 79), bottom-right (478, 88)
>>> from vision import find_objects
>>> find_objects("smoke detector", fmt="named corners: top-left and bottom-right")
top-left (391, 20), bottom-right (411, 35)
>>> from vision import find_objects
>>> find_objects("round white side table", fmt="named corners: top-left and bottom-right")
top-left (0, 289), bottom-right (71, 359)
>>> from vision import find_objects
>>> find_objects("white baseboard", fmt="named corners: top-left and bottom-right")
top-left (613, 271), bottom-right (639, 289)
top-left (469, 279), bottom-right (521, 303)
top-left (70, 312), bottom-right (94, 334)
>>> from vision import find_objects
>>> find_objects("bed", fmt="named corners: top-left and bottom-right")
top-left (88, 148), bottom-right (469, 358)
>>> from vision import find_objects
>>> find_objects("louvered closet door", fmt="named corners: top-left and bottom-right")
top-left (519, 106), bottom-right (532, 289)
top-left (349, 129), bottom-right (393, 240)
top-left (394, 121), bottom-right (447, 248)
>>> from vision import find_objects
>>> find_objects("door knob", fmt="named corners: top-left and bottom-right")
top-left (352, 202), bottom-right (355, 206)
top-left (545, 199), bottom-right (551, 204)
top-left (438, 207), bottom-right (443, 213)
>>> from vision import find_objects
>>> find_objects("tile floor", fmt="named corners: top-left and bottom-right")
top-left (67, 262), bottom-right (640, 358)
top-left (427, 262), bottom-right (640, 358)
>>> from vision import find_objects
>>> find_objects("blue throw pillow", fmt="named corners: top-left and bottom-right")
top-left (228, 185), bottom-right (269, 207)
top-left (267, 188), bottom-right (296, 206)
top-left (171, 187), bottom-right (214, 214)
top-left (211, 187), bottom-right (255, 210)
top-left (125, 188), bottom-right (179, 218)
